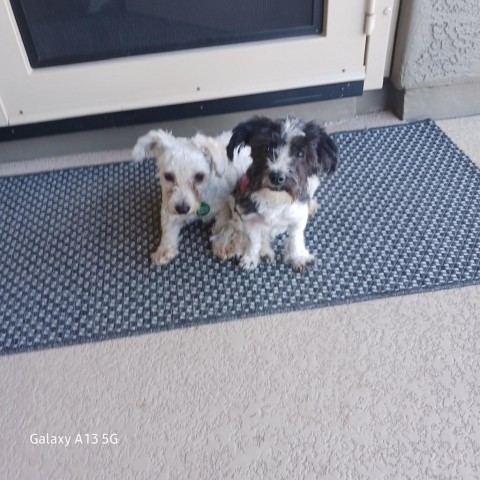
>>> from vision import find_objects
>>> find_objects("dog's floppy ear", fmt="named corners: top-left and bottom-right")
top-left (226, 120), bottom-right (254, 161)
top-left (226, 117), bottom-right (265, 161)
top-left (317, 133), bottom-right (338, 173)
top-left (304, 122), bottom-right (338, 174)
top-left (132, 129), bottom-right (175, 161)
top-left (192, 133), bottom-right (225, 177)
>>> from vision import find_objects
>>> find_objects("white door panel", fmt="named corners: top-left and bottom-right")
top-left (0, 0), bottom-right (381, 126)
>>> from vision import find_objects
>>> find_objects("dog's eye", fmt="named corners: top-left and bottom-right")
top-left (194, 173), bottom-right (205, 183)
top-left (164, 172), bottom-right (175, 182)
top-left (262, 144), bottom-right (272, 154)
top-left (297, 149), bottom-right (305, 158)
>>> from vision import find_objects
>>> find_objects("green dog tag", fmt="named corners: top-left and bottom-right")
top-left (197, 202), bottom-right (210, 217)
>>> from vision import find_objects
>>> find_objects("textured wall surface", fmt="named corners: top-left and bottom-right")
top-left (392, 0), bottom-right (480, 89)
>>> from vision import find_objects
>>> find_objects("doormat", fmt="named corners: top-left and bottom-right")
top-left (1, 120), bottom-right (479, 355)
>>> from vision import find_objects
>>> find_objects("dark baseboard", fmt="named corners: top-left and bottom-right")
top-left (0, 81), bottom-right (363, 143)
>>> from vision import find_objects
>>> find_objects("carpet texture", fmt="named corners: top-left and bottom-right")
top-left (1, 120), bottom-right (479, 355)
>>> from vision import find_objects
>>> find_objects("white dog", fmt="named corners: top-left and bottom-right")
top-left (132, 129), bottom-right (251, 265)
top-left (211, 116), bottom-right (338, 271)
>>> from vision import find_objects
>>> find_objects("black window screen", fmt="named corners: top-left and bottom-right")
top-left (10, 0), bottom-right (324, 68)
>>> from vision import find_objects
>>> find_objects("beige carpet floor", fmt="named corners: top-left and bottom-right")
top-left (1, 112), bottom-right (479, 480)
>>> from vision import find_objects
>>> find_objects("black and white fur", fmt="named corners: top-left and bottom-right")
top-left (211, 116), bottom-right (338, 271)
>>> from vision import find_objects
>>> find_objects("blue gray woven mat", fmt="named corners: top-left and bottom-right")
top-left (1, 120), bottom-right (479, 355)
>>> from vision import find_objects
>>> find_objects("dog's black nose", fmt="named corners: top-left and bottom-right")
top-left (175, 203), bottom-right (190, 214)
top-left (269, 171), bottom-right (286, 185)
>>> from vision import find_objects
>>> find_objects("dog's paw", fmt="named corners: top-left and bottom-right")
top-left (260, 244), bottom-right (275, 263)
top-left (211, 235), bottom-right (243, 260)
top-left (288, 253), bottom-right (316, 272)
top-left (151, 246), bottom-right (177, 265)
top-left (239, 254), bottom-right (260, 270)
top-left (212, 242), bottom-right (237, 260)
top-left (211, 227), bottom-right (248, 260)
top-left (308, 199), bottom-right (318, 219)
top-left (211, 243), bottom-right (227, 260)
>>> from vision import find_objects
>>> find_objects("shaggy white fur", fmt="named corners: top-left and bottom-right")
top-left (132, 130), bottom-right (251, 265)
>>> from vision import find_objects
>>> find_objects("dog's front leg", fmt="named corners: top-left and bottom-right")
top-left (308, 198), bottom-right (318, 219)
top-left (239, 224), bottom-right (262, 270)
top-left (260, 231), bottom-right (275, 263)
top-left (151, 210), bottom-right (183, 265)
top-left (285, 209), bottom-right (315, 272)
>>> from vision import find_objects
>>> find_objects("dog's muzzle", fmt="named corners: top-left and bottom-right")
top-left (175, 202), bottom-right (190, 215)
top-left (269, 171), bottom-right (287, 187)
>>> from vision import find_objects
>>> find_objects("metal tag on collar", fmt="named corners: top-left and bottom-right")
top-left (197, 202), bottom-right (210, 217)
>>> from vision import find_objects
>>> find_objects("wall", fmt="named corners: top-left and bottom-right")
top-left (391, 0), bottom-right (480, 119)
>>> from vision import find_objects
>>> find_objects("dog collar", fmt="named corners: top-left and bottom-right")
top-left (196, 202), bottom-right (210, 217)
top-left (239, 174), bottom-right (250, 194)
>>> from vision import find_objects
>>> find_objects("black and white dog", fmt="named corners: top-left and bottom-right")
top-left (211, 116), bottom-right (338, 271)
